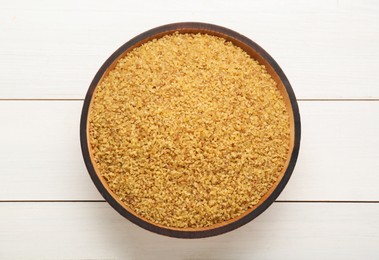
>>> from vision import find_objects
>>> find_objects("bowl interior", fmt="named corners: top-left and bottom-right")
top-left (81, 23), bottom-right (300, 238)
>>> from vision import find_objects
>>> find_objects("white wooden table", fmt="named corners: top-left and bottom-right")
top-left (1, 0), bottom-right (379, 259)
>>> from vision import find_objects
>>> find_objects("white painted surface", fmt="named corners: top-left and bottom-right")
top-left (1, 101), bottom-right (379, 201)
top-left (0, 203), bottom-right (378, 259)
top-left (1, 0), bottom-right (378, 259)
top-left (1, 0), bottom-right (379, 99)
top-left (0, 101), bottom-right (102, 201)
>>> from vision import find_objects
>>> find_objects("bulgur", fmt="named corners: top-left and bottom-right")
top-left (88, 32), bottom-right (290, 228)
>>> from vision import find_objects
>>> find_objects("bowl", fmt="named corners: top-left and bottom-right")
top-left (80, 22), bottom-right (301, 238)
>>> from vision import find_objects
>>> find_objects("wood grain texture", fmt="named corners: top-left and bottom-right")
top-left (1, 0), bottom-right (379, 257)
top-left (1, 100), bottom-right (378, 201)
top-left (280, 100), bottom-right (379, 201)
top-left (1, 0), bottom-right (379, 99)
top-left (0, 202), bottom-right (378, 259)
top-left (0, 101), bottom-right (102, 201)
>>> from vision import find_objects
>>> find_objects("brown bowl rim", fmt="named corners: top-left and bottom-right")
top-left (80, 22), bottom-right (301, 238)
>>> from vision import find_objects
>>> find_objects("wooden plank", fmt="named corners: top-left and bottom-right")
top-left (0, 101), bottom-right (102, 200)
top-left (1, 100), bottom-right (378, 201)
top-left (1, 0), bottom-right (379, 99)
top-left (0, 202), bottom-right (378, 259)
top-left (279, 100), bottom-right (379, 201)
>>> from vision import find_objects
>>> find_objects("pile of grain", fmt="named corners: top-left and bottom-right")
top-left (88, 32), bottom-right (290, 228)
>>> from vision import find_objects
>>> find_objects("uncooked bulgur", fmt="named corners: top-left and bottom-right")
top-left (88, 32), bottom-right (290, 228)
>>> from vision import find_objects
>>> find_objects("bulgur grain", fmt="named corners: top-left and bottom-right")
top-left (88, 32), bottom-right (290, 228)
